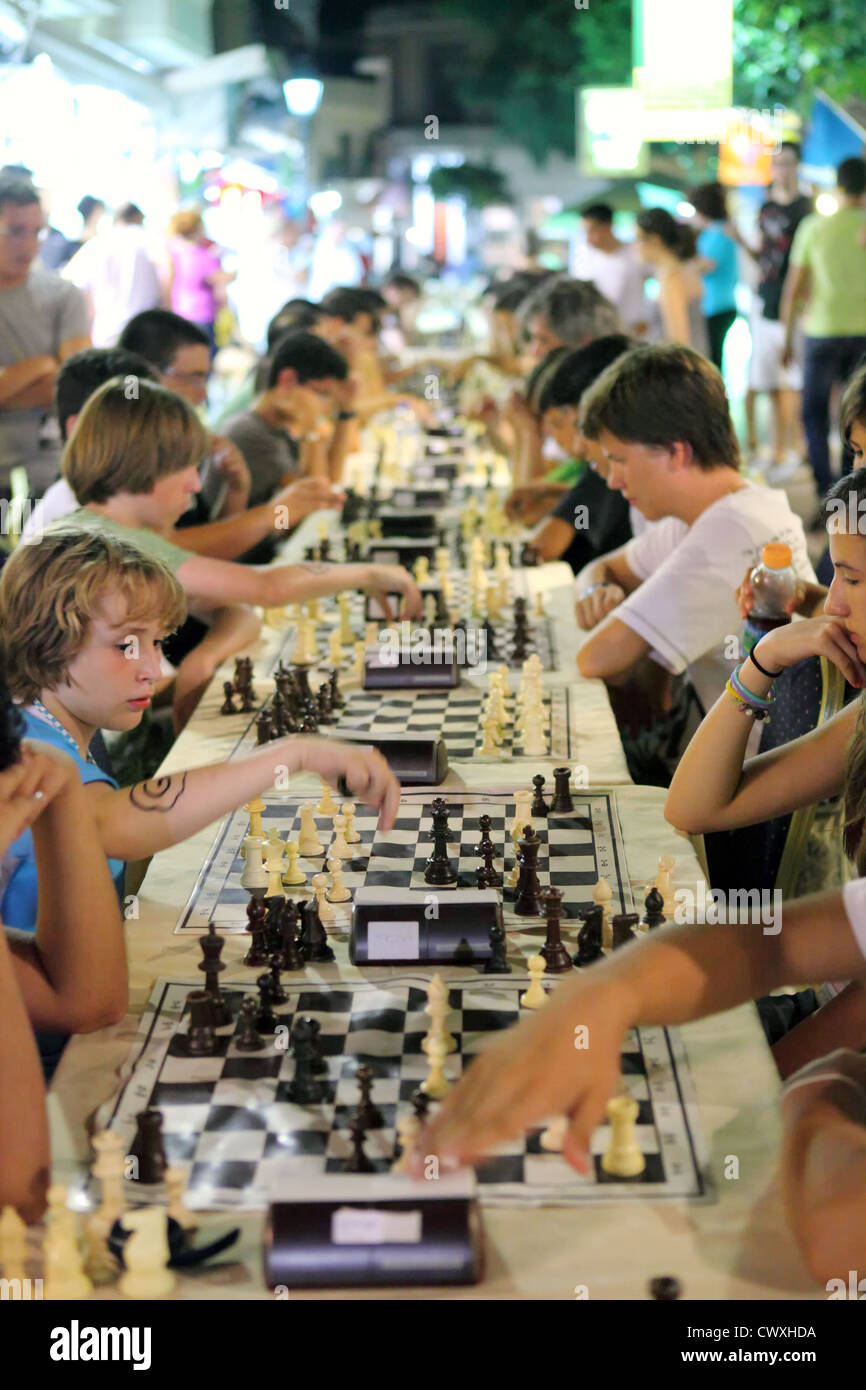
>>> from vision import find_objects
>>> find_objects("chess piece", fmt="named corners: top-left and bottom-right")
top-left (282, 840), bottom-right (307, 887)
top-left (520, 955), bottom-right (548, 1009)
top-left (550, 766), bottom-right (574, 814)
top-left (82, 1211), bottom-right (120, 1286)
top-left (220, 682), bottom-right (237, 715)
top-left (346, 1117), bottom-right (375, 1173)
top-left (255, 710), bottom-right (273, 745)
top-left (513, 827), bottom-right (544, 917)
top-left (264, 840), bottom-right (287, 899)
top-left (325, 856), bottom-right (352, 903)
top-left (530, 774), bottom-right (549, 818)
top-left (243, 896), bottom-right (270, 967)
top-left (91, 1130), bottom-right (126, 1228)
top-left (391, 1110), bottom-right (421, 1173)
top-left (198, 923), bottom-right (231, 1026)
top-left (297, 805), bottom-right (324, 857)
top-left (573, 903), bottom-right (604, 967)
top-left (540, 887), bottom-right (572, 973)
top-left (655, 855), bottom-right (675, 916)
top-left (612, 912), bottom-right (640, 950)
top-left (601, 1094), bottom-right (645, 1178)
top-left (43, 1185), bottom-right (93, 1300)
top-left (643, 885), bottom-right (666, 930)
top-left (421, 1033), bottom-right (451, 1099)
top-left (255, 972), bottom-right (278, 1033)
top-left (342, 802), bottom-right (361, 844)
top-left (329, 813), bottom-right (352, 861)
top-left (286, 1017), bottom-right (326, 1103)
top-left (594, 877), bottom-right (614, 949)
top-left (181, 990), bottom-right (219, 1056)
top-left (312, 872), bottom-right (336, 923)
top-left (118, 1208), bottom-right (176, 1299)
top-left (278, 899), bottom-right (303, 971)
top-left (129, 1107), bottom-right (167, 1184)
top-left (317, 780), bottom-right (339, 816)
top-left (268, 952), bottom-right (288, 1004)
top-left (337, 591), bottom-right (354, 645)
top-left (235, 995), bottom-right (266, 1051)
top-left (649, 1276), bottom-right (682, 1301)
top-left (424, 798), bottom-right (457, 886)
top-left (240, 834), bottom-right (268, 893)
top-left (298, 898), bottom-right (335, 963)
top-left (522, 710), bottom-right (548, 758)
top-left (484, 916), bottom-right (510, 973)
top-left (354, 1063), bottom-right (385, 1130)
top-left (479, 715), bottom-right (500, 756)
top-left (424, 974), bottom-right (456, 1054)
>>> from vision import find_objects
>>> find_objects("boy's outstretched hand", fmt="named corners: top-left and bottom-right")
top-left (406, 976), bottom-right (632, 1178)
top-left (293, 737), bottom-right (401, 829)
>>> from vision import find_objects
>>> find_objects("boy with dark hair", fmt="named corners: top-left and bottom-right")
top-left (574, 206), bottom-right (649, 338)
top-left (222, 330), bottom-right (351, 504)
top-left (574, 344), bottom-right (814, 726)
top-left (0, 174), bottom-right (90, 495)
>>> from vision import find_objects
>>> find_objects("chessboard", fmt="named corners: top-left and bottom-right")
top-left (100, 975), bottom-right (709, 1209)
top-left (176, 788), bottom-right (632, 936)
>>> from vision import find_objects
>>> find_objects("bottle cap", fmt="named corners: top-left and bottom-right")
top-left (761, 543), bottom-right (792, 569)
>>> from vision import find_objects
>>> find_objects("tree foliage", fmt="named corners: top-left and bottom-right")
top-left (732, 0), bottom-right (866, 113)
top-left (431, 0), bottom-right (631, 165)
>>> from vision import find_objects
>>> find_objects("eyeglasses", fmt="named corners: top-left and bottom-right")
top-left (163, 368), bottom-right (210, 386)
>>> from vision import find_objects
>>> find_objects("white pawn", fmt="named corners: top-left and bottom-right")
top-left (91, 1129), bottom-right (126, 1228)
top-left (341, 802), bottom-right (361, 844)
top-left (391, 1110), bottom-right (421, 1174)
top-left (44, 1184), bottom-right (93, 1301)
top-left (520, 955), bottom-right (548, 1010)
top-left (165, 1166), bottom-right (197, 1235)
top-left (479, 716), bottom-right (501, 757)
top-left (282, 839), bottom-right (307, 887)
top-left (326, 856), bottom-right (352, 903)
top-left (119, 1208), bottom-right (176, 1300)
top-left (312, 872), bottom-right (336, 923)
top-left (601, 1094), bottom-right (646, 1178)
top-left (533, 591), bottom-right (545, 619)
top-left (510, 791), bottom-right (534, 847)
top-left (655, 855), bottom-right (675, 916)
top-left (297, 805), bottom-right (324, 857)
top-left (414, 555), bottom-right (430, 585)
top-left (423, 594), bottom-right (437, 627)
top-left (317, 780), bottom-right (339, 816)
top-left (330, 814), bottom-right (352, 861)
top-left (522, 711), bottom-right (548, 758)
top-left (351, 640), bottom-right (366, 680)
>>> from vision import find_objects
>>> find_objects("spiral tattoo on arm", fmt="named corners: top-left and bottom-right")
top-left (128, 772), bottom-right (187, 812)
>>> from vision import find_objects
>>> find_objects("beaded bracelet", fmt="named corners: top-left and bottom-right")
top-left (726, 663), bottom-right (776, 720)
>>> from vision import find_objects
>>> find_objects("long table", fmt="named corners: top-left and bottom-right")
top-left (43, 491), bottom-right (820, 1300)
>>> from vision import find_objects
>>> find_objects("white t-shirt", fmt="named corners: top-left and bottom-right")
top-left (21, 477), bottom-right (77, 540)
top-left (617, 479), bottom-right (816, 717)
top-left (572, 241), bottom-right (649, 332)
top-left (627, 509), bottom-right (688, 543)
top-left (64, 226), bottom-right (162, 346)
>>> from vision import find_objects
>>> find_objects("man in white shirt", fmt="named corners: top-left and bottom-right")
top-left (574, 344), bottom-right (815, 725)
top-left (573, 205), bottom-right (650, 338)
top-left (63, 203), bottom-right (164, 347)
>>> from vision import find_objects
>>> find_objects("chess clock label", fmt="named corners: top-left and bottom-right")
top-left (368, 919), bottom-right (421, 960)
top-left (332, 1207), bottom-right (423, 1244)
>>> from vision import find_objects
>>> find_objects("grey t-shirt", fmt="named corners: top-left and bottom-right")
top-left (222, 409), bottom-right (299, 507)
top-left (0, 266), bottom-right (89, 492)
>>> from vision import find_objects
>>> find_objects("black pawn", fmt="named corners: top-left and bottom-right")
top-left (355, 1064), bottom-right (385, 1130)
top-left (484, 916), bottom-right (511, 974)
top-left (255, 973), bottom-right (278, 1033)
top-left (286, 1017), bottom-right (325, 1104)
top-left (530, 774), bottom-right (549, 818)
top-left (411, 1089), bottom-right (432, 1125)
top-left (235, 996), bottom-right (266, 1052)
top-left (268, 952), bottom-right (287, 1004)
top-left (328, 667), bottom-right (345, 710)
top-left (643, 887), bottom-right (666, 930)
top-left (304, 1016), bottom-right (328, 1075)
top-left (220, 682), bottom-right (237, 715)
top-left (255, 710), bottom-right (273, 745)
top-left (346, 1117), bottom-right (375, 1173)
top-left (278, 899), bottom-right (303, 971)
top-left (540, 886), bottom-right (572, 973)
top-left (243, 897), bottom-right (270, 967)
top-left (129, 1107), bottom-right (167, 1184)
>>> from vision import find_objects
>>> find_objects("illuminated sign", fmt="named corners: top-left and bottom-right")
top-left (633, 0), bottom-right (732, 109)
top-left (577, 88), bottom-right (649, 176)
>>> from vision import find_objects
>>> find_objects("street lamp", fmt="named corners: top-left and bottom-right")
top-left (282, 78), bottom-right (324, 215)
